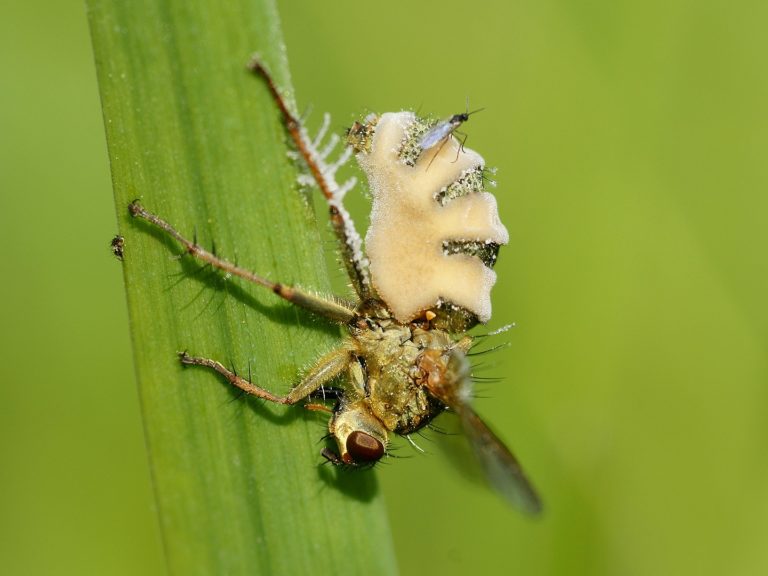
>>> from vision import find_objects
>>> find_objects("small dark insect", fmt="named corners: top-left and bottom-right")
top-left (110, 235), bottom-right (125, 260)
top-left (418, 102), bottom-right (484, 170)
top-left (130, 56), bottom-right (541, 514)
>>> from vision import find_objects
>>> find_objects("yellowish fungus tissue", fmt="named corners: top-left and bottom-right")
top-left (355, 112), bottom-right (509, 324)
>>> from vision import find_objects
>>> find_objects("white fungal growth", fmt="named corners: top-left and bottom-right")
top-left (355, 112), bottom-right (509, 323)
top-left (294, 112), bottom-right (370, 288)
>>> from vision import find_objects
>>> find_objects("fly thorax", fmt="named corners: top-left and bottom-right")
top-left (350, 111), bottom-right (509, 330)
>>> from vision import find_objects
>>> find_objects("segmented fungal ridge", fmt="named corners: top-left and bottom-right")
top-left (435, 166), bottom-right (485, 206)
top-left (347, 111), bottom-right (509, 329)
top-left (442, 239), bottom-right (500, 268)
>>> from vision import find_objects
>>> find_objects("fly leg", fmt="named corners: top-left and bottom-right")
top-left (179, 345), bottom-right (353, 406)
top-left (305, 386), bottom-right (345, 413)
top-left (129, 201), bottom-right (355, 323)
top-left (247, 56), bottom-right (372, 300)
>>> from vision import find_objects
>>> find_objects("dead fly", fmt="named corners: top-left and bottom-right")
top-left (129, 57), bottom-right (541, 514)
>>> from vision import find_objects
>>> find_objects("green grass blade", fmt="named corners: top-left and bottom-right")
top-left (87, 1), bottom-right (398, 574)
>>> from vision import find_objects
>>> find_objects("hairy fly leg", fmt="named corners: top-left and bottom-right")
top-left (129, 201), bottom-right (355, 323)
top-left (247, 56), bottom-right (371, 300)
top-left (179, 345), bottom-right (353, 406)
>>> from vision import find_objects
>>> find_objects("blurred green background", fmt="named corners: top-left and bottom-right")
top-left (2, 0), bottom-right (766, 574)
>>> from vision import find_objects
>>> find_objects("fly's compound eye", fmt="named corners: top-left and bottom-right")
top-left (346, 431), bottom-right (385, 462)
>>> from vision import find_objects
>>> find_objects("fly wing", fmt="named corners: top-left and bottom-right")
top-left (457, 404), bottom-right (543, 515)
top-left (419, 122), bottom-right (451, 150)
top-left (423, 348), bottom-right (542, 515)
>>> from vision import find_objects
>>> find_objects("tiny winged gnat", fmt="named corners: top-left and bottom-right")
top-left (418, 110), bottom-right (476, 150)
top-left (416, 101), bottom-right (484, 170)
top-left (129, 56), bottom-right (542, 515)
